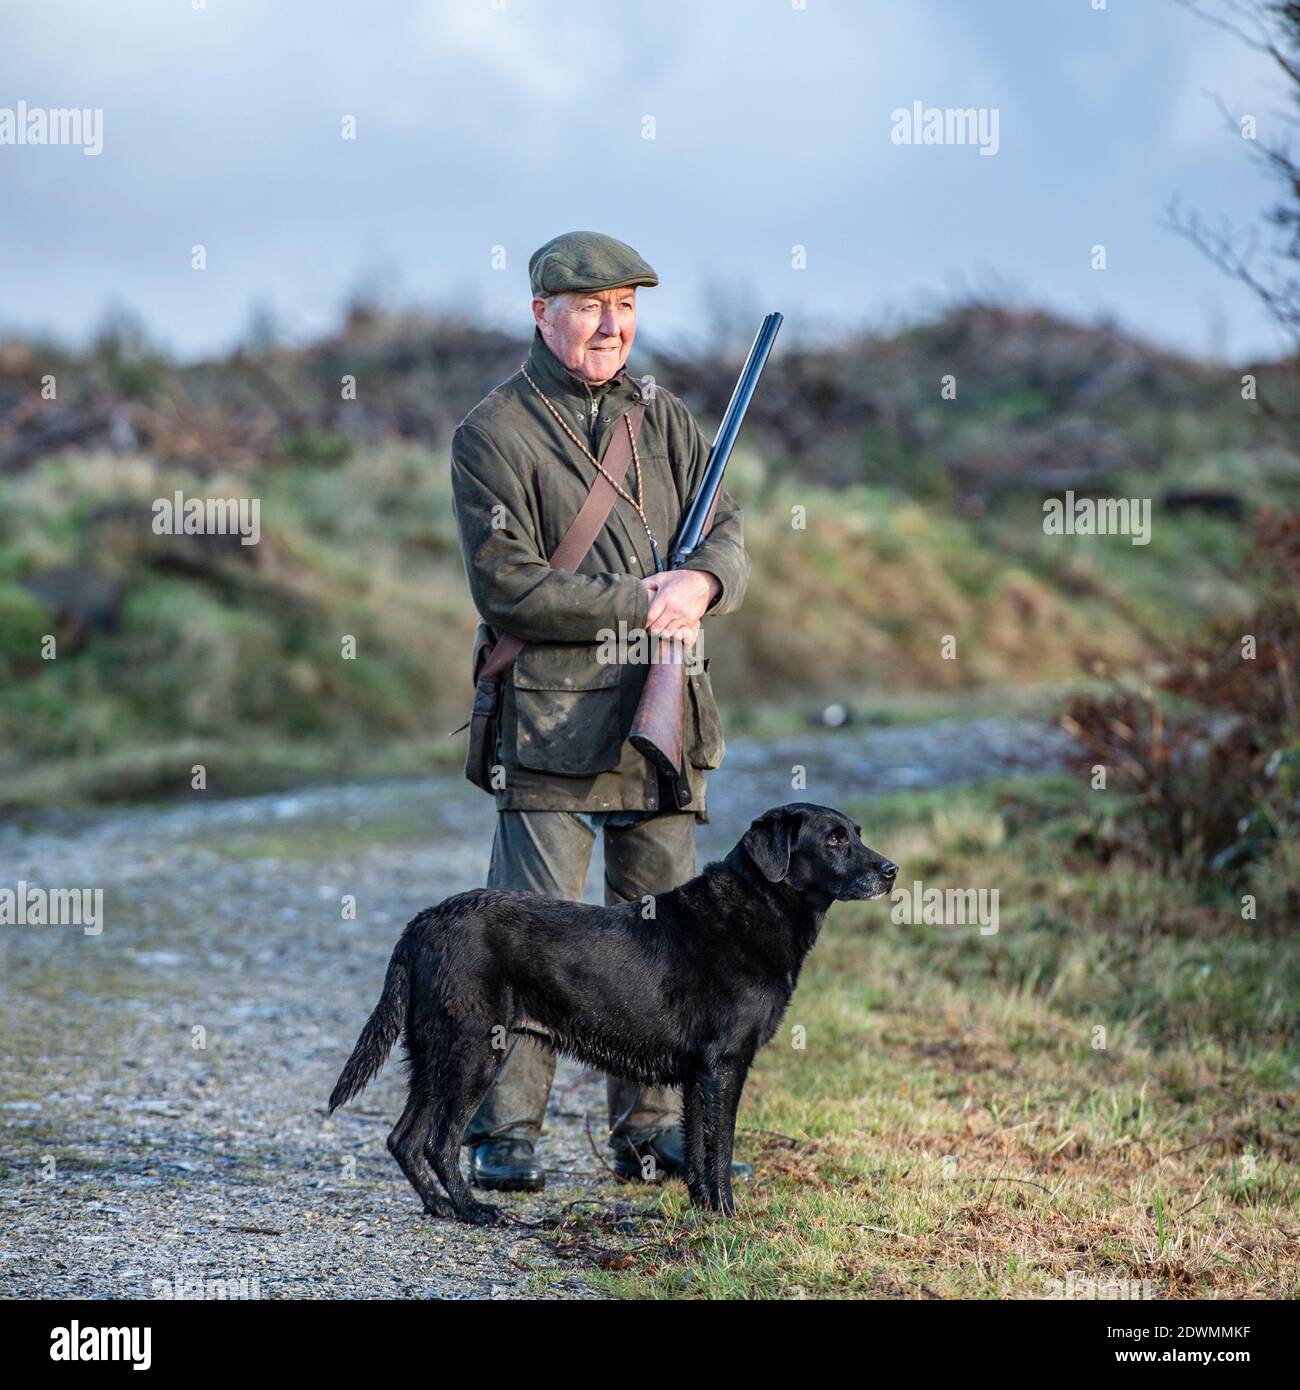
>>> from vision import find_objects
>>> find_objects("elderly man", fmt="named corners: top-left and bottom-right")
top-left (449, 230), bottom-right (751, 1192)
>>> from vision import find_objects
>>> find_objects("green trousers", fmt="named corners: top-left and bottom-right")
top-left (464, 806), bottom-right (698, 1147)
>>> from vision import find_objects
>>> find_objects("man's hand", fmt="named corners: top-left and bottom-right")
top-left (640, 568), bottom-right (721, 646)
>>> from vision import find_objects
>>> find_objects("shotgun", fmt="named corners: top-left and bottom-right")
top-left (629, 311), bottom-right (783, 809)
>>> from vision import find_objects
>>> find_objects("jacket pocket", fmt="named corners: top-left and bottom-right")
top-left (511, 645), bottom-right (624, 776)
top-left (686, 657), bottom-right (725, 769)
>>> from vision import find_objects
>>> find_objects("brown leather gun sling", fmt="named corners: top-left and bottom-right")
top-left (476, 400), bottom-right (646, 685)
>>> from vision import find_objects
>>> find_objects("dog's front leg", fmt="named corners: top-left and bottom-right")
top-left (686, 1071), bottom-right (725, 1211)
top-left (712, 1063), bottom-right (747, 1217)
top-left (682, 1075), bottom-right (711, 1209)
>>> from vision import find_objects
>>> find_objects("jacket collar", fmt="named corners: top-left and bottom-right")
top-left (525, 328), bottom-right (642, 412)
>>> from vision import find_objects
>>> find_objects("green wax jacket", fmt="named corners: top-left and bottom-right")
top-left (450, 329), bottom-right (750, 815)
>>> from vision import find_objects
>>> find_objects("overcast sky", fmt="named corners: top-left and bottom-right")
top-left (1, 0), bottom-right (1291, 362)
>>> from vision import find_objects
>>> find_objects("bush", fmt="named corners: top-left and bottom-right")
top-left (1063, 510), bottom-right (1300, 882)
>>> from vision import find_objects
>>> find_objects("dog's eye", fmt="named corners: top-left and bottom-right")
top-left (828, 833), bottom-right (841, 845)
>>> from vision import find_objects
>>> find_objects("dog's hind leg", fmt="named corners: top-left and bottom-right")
top-left (423, 1032), bottom-right (508, 1227)
top-left (387, 1088), bottom-right (455, 1220)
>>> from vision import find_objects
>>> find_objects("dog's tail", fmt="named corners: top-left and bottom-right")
top-left (328, 941), bottom-right (410, 1113)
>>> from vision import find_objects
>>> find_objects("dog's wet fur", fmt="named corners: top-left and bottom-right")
top-left (328, 803), bottom-right (897, 1223)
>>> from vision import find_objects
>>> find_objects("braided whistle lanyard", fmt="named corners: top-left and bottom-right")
top-left (521, 366), bottom-right (665, 573)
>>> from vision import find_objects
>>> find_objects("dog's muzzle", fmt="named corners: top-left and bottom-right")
top-left (858, 859), bottom-right (898, 900)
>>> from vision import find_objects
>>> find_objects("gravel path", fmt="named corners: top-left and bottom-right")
top-left (0, 717), bottom-right (1069, 1299)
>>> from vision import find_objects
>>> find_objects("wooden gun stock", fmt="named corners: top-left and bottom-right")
top-left (629, 648), bottom-right (690, 807)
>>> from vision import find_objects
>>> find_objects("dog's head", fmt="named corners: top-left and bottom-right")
top-left (738, 803), bottom-right (897, 902)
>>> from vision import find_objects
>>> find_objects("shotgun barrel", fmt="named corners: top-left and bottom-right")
top-left (669, 311), bottom-right (783, 566)
top-left (629, 311), bottom-right (783, 808)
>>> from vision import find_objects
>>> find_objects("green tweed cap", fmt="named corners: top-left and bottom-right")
top-left (529, 230), bottom-right (659, 297)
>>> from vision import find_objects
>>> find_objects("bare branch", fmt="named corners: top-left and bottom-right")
top-left (1176, 0), bottom-right (1300, 84)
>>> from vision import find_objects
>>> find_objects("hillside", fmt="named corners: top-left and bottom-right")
top-left (0, 302), bottom-right (1295, 804)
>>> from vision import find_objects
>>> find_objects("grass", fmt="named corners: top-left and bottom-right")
top-left (570, 775), bottom-right (1300, 1299)
top-left (1, 437), bottom-right (1281, 800)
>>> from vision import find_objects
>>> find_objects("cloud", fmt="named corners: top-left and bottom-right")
top-left (0, 0), bottom-right (1285, 359)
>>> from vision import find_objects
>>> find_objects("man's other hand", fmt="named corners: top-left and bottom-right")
top-left (640, 569), bottom-right (721, 645)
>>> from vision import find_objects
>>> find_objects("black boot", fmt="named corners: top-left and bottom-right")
top-left (469, 1138), bottom-right (545, 1193)
top-left (611, 1127), bottom-right (753, 1183)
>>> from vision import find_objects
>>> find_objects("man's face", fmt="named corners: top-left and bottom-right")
top-left (533, 286), bottom-right (637, 385)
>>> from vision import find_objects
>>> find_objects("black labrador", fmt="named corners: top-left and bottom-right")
top-left (328, 802), bottom-right (897, 1223)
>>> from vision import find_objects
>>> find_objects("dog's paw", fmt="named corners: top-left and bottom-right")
top-left (686, 1190), bottom-right (735, 1216)
top-left (422, 1196), bottom-right (456, 1220)
top-left (459, 1200), bottom-right (508, 1227)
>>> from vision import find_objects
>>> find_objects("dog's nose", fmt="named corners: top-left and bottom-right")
top-left (880, 860), bottom-right (898, 880)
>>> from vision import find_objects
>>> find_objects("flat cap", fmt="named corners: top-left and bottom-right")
top-left (529, 230), bottom-right (659, 297)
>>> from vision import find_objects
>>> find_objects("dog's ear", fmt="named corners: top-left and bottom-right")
top-left (743, 808), bottom-right (799, 883)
